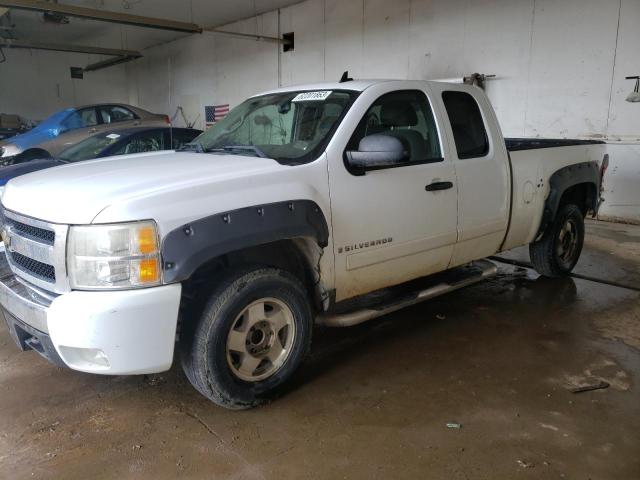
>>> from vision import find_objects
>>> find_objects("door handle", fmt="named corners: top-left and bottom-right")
top-left (425, 181), bottom-right (453, 192)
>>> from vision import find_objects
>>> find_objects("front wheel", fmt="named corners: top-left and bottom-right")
top-left (181, 267), bottom-right (313, 409)
top-left (529, 203), bottom-right (585, 277)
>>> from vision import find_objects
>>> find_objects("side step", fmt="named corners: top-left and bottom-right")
top-left (316, 259), bottom-right (497, 327)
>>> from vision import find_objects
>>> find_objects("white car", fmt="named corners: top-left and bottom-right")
top-left (0, 79), bottom-right (607, 409)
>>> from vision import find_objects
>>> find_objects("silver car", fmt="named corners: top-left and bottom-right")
top-left (0, 104), bottom-right (170, 163)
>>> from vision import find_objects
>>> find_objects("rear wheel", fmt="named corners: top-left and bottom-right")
top-left (181, 267), bottom-right (313, 409)
top-left (529, 203), bottom-right (585, 277)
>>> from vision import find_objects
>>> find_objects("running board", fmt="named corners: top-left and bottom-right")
top-left (316, 259), bottom-right (497, 327)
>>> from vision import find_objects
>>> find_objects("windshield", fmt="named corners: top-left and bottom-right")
top-left (192, 90), bottom-right (358, 164)
top-left (59, 133), bottom-right (124, 162)
top-left (32, 109), bottom-right (76, 133)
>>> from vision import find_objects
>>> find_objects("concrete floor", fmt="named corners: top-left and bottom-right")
top-left (1, 219), bottom-right (639, 479)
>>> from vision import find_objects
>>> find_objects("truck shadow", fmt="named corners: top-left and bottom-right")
top-left (281, 269), bottom-right (579, 396)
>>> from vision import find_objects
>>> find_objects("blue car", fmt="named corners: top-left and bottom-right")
top-left (0, 126), bottom-right (201, 195)
top-left (0, 103), bottom-right (169, 163)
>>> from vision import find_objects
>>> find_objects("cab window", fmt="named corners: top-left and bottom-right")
top-left (347, 90), bottom-right (442, 163)
top-left (442, 91), bottom-right (489, 159)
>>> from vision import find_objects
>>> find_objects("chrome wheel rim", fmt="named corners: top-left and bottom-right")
top-left (226, 297), bottom-right (296, 382)
top-left (556, 218), bottom-right (579, 266)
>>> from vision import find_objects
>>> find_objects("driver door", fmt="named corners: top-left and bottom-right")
top-left (327, 83), bottom-right (458, 301)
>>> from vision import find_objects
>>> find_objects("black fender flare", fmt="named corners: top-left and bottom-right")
top-left (537, 161), bottom-right (599, 238)
top-left (161, 199), bottom-right (329, 283)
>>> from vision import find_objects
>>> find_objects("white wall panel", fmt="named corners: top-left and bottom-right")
top-left (599, 144), bottom-right (640, 223)
top-left (324, 0), bottom-right (365, 81)
top-left (524, 0), bottom-right (620, 138)
top-left (606, 0), bottom-right (640, 141)
top-left (362, 0), bottom-right (411, 79)
top-left (279, 0), bottom-right (325, 86)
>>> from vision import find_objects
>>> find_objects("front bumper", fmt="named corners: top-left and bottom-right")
top-left (0, 253), bottom-right (182, 375)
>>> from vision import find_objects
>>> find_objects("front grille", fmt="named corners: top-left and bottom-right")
top-left (5, 218), bottom-right (55, 245)
top-left (8, 251), bottom-right (56, 283)
top-left (1, 207), bottom-right (69, 293)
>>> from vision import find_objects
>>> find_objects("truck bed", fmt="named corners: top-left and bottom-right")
top-left (505, 138), bottom-right (604, 152)
top-left (501, 139), bottom-right (607, 252)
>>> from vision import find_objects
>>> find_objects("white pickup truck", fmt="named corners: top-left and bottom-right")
top-left (0, 80), bottom-right (607, 409)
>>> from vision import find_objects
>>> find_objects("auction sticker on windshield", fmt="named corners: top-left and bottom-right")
top-left (292, 91), bottom-right (333, 102)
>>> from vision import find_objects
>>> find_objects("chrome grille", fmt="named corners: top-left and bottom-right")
top-left (8, 252), bottom-right (56, 282)
top-left (3, 217), bottom-right (55, 245)
top-left (1, 208), bottom-right (70, 294)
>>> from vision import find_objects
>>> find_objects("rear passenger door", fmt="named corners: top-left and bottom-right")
top-left (432, 83), bottom-right (511, 267)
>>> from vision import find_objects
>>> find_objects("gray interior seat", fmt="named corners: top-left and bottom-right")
top-left (378, 101), bottom-right (428, 161)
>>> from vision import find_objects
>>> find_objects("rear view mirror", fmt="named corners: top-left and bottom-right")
top-left (346, 134), bottom-right (407, 172)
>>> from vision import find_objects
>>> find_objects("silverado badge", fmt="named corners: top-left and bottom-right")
top-left (338, 237), bottom-right (393, 254)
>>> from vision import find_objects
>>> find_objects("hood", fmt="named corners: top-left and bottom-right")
top-left (2, 151), bottom-right (285, 224)
top-left (0, 158), bottom-right (64, 186)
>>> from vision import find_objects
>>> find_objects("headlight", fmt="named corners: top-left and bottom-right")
top-left (0, 144), bottom-right (20, 158)
top-left (67, 221), bottom-right (161, 290)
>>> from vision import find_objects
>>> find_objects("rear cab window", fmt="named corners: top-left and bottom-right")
top-left (442, 91), bottom-right (489, 159)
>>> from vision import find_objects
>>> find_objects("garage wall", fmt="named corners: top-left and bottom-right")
top-left (0, 48), bottom-right (128, 121)
top-left (123, 12), bottom-right (279, 129)
top-left (2, 0), bottom-right (638, 221)
top-left (122, 0), bottom-right (639, 222)
top-left (124, 0), bottom-right (638, 143)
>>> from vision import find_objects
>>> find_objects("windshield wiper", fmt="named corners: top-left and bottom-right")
top-left (205, 145), bottom-right (268, 158)
top-left (178, 142), bottom-right (205, 153)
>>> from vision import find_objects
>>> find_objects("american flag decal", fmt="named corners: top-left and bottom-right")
top-left (205, 104), bottom-right (230, 127)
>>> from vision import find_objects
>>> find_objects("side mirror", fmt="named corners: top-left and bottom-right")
top-left (346, 134), bottom-right (408, 172)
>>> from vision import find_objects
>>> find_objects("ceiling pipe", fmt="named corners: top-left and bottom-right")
top-left (203, 27), bottom-right (286, 45)
top-left (0, 38), bottom-right (141, 57)
top-left (0, 0), bottom-right (201, 33)
top-left (0, 38), bottom-right (142, 71)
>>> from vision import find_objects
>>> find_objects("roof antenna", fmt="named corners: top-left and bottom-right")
top-left (340, 71), bottom-right (353, 83)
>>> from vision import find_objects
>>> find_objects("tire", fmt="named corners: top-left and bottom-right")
top-left (180, 267), bottom-right (313, 409)
top-left (529, 203), bottom-right (585, 278)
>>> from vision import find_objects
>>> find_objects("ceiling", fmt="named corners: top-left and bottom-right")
top-left (0, 0), bottom-right (301, 50)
